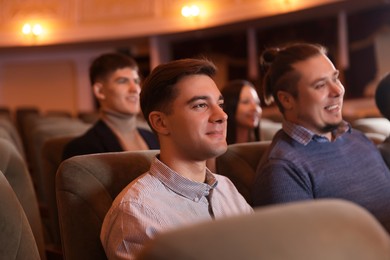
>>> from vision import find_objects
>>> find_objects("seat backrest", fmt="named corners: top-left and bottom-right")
top-left (138, 199), bottom-right (390, 260)
top-left (0, 138), bottom-right (46, 260)
top-left (41, 135), bottom-right (78, 247)
top-left (56, 150), bottom-right (159, 260)
top-left (215, 141), bottom-right (271, 204)
top-left (0, 170), bottom-right (41, 260)
top-left (0, 116), bottom-right (26, 159)
top-left (28, 116), bottom-right (90, 203)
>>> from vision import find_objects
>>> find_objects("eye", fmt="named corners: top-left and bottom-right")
top-left (117, 78), bottom-right (128, 84)
top-left (240, 99), bottom-right (250, 105)
top-left (314, 82), bottom-right (326, 89)
top-left (193, 103), bottom-right (207, 109)
top-left (133, 78), bottom-right (141, 85)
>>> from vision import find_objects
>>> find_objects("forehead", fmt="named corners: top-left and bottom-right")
top-left (175, 74), bottom-right (220, 100)
top-left (106, 67), bottom-right (138, 79)
top-left (292, 53), bottom-right (336, 84)
top-left (240, 85), bottom-right (258, 98)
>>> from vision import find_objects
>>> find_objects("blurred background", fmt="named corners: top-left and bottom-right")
top-left (0, 0), bottom-right (389, 120)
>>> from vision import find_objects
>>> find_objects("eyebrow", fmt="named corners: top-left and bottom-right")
top-left (186, 95), bottom-right (224, 105)
top-left (310, 69), bottom-right (340, 86)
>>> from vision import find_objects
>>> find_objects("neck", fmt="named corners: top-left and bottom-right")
top-left (100, 109), bottom-right (138, 134)
top-left (159, 148), bottom-right (207, 183)
top-left (235, 125), bottom-right (253, 143)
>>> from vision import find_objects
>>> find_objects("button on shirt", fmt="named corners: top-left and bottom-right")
top-left (100, 156), bottom-right (253, 260)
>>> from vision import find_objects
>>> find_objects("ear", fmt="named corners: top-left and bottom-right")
top-left (93, 82), bottom-right (105, 100)
top-left (277, 90), bottom-right (294, 110)
top-left (149, 111), bottom-right (170, 135)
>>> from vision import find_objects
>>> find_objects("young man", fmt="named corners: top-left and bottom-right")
top-left (252, 42), bottom-right (390, 233)
top-left (100, 58), bottom-right (253, 259)
top-left (62, 52), bottom-right (159, 160)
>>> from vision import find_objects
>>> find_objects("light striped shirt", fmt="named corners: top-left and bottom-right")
top-left (100, 156), bottom-right (253, 260)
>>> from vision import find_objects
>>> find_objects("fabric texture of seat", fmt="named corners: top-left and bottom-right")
top-left (56, 150), bottom-right (159, 260)
top-left (0, 116), bottom-right (26, 159)
top-left (41, 135), bottom-right (80, 247)
top-left (28, 116), bottom-right (91, 203)
top-left (216, 141), bottom-right (270, 204)
top-left (138, 199), bottom-right (390, 260)
top-left (0, 138), bottom-right (46, 260)
top-left (0, 170), bottom-right (41, 260)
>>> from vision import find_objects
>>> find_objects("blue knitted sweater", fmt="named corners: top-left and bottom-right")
top-left (252, 127), bottom-right (390, 233)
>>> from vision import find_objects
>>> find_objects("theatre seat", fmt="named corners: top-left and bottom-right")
top-left (216, 141), bottom-right (271, 205)
top-left (56, 150), bottom-right (159, 260)
top-left (0, 170), bottom-right (40, 260)
top-left (138, 199), bottom-right (390, 260)
top-left (0, 138), bottom-right (46, 260)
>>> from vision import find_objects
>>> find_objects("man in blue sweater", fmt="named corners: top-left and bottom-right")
top-left (252, 42), bottom-right (390, 233)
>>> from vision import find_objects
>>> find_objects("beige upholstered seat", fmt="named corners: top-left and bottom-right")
top-left (215, 141), bottom-right (271, 204)
top-left (0, 138), bottom-right (46, 260)
top-left (41, 135), bottom-right (80, 247)
top-left (138, 199), bottom-right (390, 260)
top-left (56, 150), bottom-right (159, 260)
top-left (0, 116), bottom-right (26, 159)
top-left (26, 115), bottom-right (90, 203)
top-left (0, 170), bottom-right (41, 260)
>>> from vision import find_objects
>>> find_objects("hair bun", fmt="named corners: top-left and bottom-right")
top-left (260, 48), bottom-right (280, 66)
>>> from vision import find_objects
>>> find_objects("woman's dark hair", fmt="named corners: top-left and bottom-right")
top-left (259, 42), bottom-right (327, 113)
top-left (221, 79), bottom-right (260, 144)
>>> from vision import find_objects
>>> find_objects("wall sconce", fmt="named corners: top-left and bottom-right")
top-left (22, 23), bottom-right (43, 37)
top-left (181, 5), bottom-right (200, 17)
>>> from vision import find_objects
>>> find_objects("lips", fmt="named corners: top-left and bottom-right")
top-left (127, 96), bottom-right (139, 102)
top-left (325, 104), bottom-right (341, 111)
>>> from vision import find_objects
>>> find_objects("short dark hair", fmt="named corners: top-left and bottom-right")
top-left (221, 79), bottom-right (260, 144)
top-left (89, 52), bottom-right (138, 86)
top-left (375, 73), bottom-right (390, 120)
top-left (140, 58), bottom-right (217, 130)
top-left (259, 42), bottom-right (327, 113)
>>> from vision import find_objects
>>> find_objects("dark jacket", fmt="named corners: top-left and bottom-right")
top-left (62, 119), bottom-right (159, 160)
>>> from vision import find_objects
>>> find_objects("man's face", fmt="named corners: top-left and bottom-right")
top-left (98, 67), bottom-right (141, 115)
top-left (285, 53), bottom-right (345, 135)
top-left (164, 74), bottom-right (228, 161)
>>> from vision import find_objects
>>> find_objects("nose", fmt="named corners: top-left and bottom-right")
top-left (210, 105), bottom-right (228, 124)
top-left (129, 79), bottom-right (141, 93)
top-left (330, 81), bottom-right (344, 97)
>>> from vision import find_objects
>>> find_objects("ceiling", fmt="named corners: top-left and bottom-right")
top-left (0, 0), bottom-right (388, 49)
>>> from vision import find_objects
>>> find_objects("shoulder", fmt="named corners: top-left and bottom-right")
top-left (138, 128), bottom-right (160, 149)
top-left (113, 172), bottom-right (161, 207)
top-left (62, 123), bottom-right (103, 159)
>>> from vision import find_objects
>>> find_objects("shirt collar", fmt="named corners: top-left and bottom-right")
top-left (149, 156), bottom-right (218, 202)
top-left (282, 120), bottom-right (351, 146)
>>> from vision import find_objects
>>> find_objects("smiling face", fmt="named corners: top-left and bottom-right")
top-left (95, 67), bottom-right (141, 115)
top-left (281, 53), bottom-right (345, 135)
top-left (235, 85), bottom-right (262, 129)
top-left (162, 74), bottom-right (228, 161)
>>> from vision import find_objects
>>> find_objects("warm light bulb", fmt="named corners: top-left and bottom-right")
top-left (181, 5), bottom-right (200, 17)
top-left (22, 23), bottom-right (32, 35)
top-left (190, 5), bottom-right (200, 16)
top-left (182, 6), bottom-right (191, 17)
top-left (32, 24), bottom-right (43, 36)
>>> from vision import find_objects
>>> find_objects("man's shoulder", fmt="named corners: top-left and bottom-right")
top-left (113, 172), bottom-right (160, 204)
